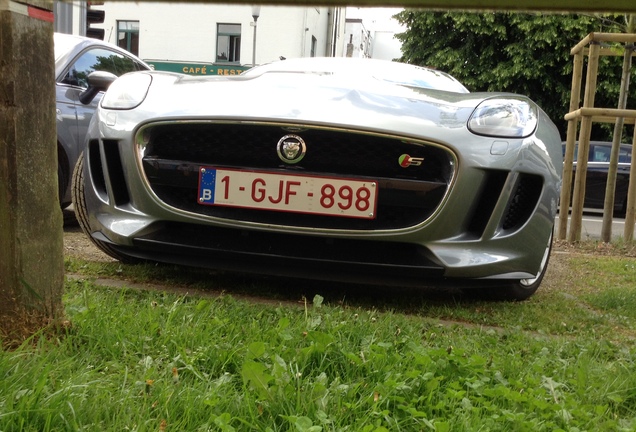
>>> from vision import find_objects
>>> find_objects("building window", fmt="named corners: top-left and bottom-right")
top-left (310, 36), bottom-right (317, 57)
top-left (117, 21), bottom-right (140, 56)
top-left (217, 23), bottom-right (241, 63)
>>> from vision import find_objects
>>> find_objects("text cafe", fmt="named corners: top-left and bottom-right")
top-left (145, 60), bottom-right (250, 76)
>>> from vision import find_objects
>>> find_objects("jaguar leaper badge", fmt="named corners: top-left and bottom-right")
top-left (277, 134), bottom-right (306, 164)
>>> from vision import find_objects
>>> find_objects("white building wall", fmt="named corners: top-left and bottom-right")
top-left (343, 7), bottom-right (403, 61)
top-left (257, 7), bottom-right (345, 59)
top-left (99, 2), bottom-right (344, 66)
top-left (372, 31), bottom-right (402, 61)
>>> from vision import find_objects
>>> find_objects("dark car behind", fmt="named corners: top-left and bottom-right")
top-left (564, 141), bottom-right (632, 215)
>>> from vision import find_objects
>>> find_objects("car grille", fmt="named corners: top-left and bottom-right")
top-left (137, 122), bottom-right (456, 230)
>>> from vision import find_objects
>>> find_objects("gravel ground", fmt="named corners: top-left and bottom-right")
top-left (63, 209), bottom-right (116, 263)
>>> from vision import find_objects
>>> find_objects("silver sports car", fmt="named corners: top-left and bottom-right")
top-left (72, 57), bottom-right (562, 300)
top-left (55, 32), bottom-right (150, 208)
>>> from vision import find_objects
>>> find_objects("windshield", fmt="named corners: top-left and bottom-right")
top-left (243, 58), bottom-right (469, 94)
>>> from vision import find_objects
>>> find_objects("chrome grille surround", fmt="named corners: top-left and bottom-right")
top-left (135, 121), bottom-right (457, 231)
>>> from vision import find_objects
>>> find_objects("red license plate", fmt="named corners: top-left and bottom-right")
top-left (198, 167), bottom-right (377, 219)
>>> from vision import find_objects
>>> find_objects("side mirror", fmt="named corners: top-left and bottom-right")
top-left (79, 71), bottom-right (118, 105)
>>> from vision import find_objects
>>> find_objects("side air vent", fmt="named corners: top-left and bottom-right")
top-left (102, 140), bottom-right (130, 207)
top-left (502, 174), bottom-right (543, 231)
top-left (87, 139), bottom-right (107, 201)
top-left (465, 170), bottom-right (508, 238)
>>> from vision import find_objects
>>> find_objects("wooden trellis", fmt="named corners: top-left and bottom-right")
top-left (558, 32), bottom-right (636, 243)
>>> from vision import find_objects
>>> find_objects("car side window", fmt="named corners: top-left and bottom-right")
top-left (61, 48), bottom-right (141, 89)
top-left (590, 146), bottom-right (611, 162)
top-left (619, 148), bottom-right (632, 164)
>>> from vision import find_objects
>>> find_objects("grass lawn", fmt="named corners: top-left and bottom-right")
top-left (1, 240), bottom-right (636, 431)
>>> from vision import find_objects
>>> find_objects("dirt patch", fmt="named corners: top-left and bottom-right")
top-left (63, 220), bottom-right (116, 264)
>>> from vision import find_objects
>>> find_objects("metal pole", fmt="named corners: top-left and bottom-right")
top-left (252, 17), bottom-right (258, 66)
top-left (251, 6), bottom-right (260, 67)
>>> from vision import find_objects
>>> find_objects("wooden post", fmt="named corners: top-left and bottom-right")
top-left (624, 127), bottom-right (636, 242)
top-left (569, 41), bottom-right (601, 242)
top-left (0, 1), bottom-right (64, 346)
top-left (601, 43), bottom-right (633, 242)
top-left (558, 51), bottom-right (584, 240)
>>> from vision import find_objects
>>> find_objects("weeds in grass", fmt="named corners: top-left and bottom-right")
top-left (2, 250), bottom-right (636, 430)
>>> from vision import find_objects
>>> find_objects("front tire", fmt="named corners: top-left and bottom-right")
top-left (497, 230), bottom-right (553, 301)
top-left (58, 162), bottom-right (70, 209)
top-left (71, 152), bottom-right (139, 264)
top-left (473, 230), bottom-right (553, 301)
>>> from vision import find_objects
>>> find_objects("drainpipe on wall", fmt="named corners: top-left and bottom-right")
top-left (326, 7), bottom-right (334, 57)
top-left (301, 8), bottom-right (307, 57)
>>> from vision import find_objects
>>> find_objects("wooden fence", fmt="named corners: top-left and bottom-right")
top-left (558, 32), bottom-right (636, 243)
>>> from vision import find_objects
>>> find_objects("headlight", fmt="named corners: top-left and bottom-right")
top-left (101, 72), bottom-right (152, 110)
top-left (468, 97), bottom-right (538, 138)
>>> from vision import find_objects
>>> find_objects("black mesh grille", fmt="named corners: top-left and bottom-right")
top-left (502, 174), bottom-right (543, 231)
top-left (138, 122), bottom-right (455, 230)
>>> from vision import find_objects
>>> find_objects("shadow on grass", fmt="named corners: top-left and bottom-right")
top-left (63, 207), bottom-right (524, 314)
top-left (82, 259), bottom-right (502, 316)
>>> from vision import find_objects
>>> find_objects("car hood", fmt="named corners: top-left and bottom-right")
top-left (120, 71), bottom-right (529, 142)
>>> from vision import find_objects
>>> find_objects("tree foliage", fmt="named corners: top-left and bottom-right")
top-left (394, 11), bottom-right (635, 140)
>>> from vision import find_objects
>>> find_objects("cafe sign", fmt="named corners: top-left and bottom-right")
top-left (146, 60), bottom-right (250, 76)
